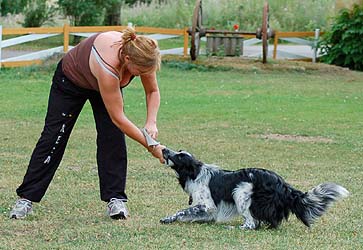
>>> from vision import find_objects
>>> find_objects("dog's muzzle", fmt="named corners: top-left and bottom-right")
top-left (162, 148), bottom-right (177, 167)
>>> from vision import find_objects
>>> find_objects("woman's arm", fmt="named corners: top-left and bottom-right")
top-left (141, 72), bottom-right (160, 139)
top-left (98, 73), bottom-right (150, 148)
top-left (97, 74), bottom-right (165, 162)
top-left (89, 39), bottom-right (165, 162)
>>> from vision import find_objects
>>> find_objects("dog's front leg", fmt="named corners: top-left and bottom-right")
top-left (160, 204), bottom-right (213, 224)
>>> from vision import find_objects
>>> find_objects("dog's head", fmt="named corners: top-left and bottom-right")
top-left (162, 148), bottom-right (203, 184)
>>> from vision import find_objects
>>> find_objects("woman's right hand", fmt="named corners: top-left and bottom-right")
top-left (150, 144), bottom-right (166, 164)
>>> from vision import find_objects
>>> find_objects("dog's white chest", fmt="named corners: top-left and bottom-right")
top-left (185, 179), bottom-right (216, 211)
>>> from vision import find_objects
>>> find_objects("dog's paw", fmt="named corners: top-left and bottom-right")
top-left (239, 224), bottom-right (256, 230)
top-left (160, 215), bottom-right (177, 224)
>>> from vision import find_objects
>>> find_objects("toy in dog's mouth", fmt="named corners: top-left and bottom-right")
top-left (162, 148), bottom-right (176, 167)
top-left (162, 148), bottom-right (195, 168)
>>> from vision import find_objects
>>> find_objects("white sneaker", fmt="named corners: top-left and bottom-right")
top-left (9, 198), bottom-right (33, 219)
top-left (107, 198), bottom-right (129, 220)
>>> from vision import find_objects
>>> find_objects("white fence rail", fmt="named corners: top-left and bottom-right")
top-left (272, 29), bottom-right (323, 62)
top-left (0, 24), bottom-right (323, 68)
top-left (0, 24), bottom-right (189, 68)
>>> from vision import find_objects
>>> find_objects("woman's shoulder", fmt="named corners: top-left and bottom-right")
top-left (93, 31), bottom-right (122, 51)
top-left (97, 31), bottom-right (122, 41)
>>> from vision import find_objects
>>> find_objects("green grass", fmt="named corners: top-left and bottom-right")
top-left (0, 60), bottom-right (362, 249)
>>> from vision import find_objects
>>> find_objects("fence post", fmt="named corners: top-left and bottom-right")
top-left (313, 28), bottom-right (320, 63)
top-left (0, 25), bottom-right (2, 69)
top-left (183, 27), bottom-right (188, 57)
top-left (63, 23), bottom-right (70, 53)
top-left (273, 31), bottom-right (278, 59)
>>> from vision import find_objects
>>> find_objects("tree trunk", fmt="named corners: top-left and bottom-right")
top-left (104, 1), bottom-right (122, 25)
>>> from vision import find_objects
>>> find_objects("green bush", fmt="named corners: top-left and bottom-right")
top-left (320, 5), bottom-right (363, 71)
top-left (22, 0), bottom-right (56, 27)
top-left (0, 0), bottom-right (28, 16)
top-left (57, 0), bottom-right (105, 26)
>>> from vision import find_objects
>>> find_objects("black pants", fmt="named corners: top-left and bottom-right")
top-left (16, 60), bottom-right (128, 203)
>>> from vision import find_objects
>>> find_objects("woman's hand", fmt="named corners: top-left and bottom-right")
top-left (144, 124), bottom-right (158, 140)
top-left (150, 144), bottom-right (165, 164)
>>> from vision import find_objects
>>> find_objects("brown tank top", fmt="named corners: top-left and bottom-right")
top-left (62, 33), bottom-right (101, 91)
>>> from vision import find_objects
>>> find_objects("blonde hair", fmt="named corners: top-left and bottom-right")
top-left (118, 27), bottom-right (161, 72)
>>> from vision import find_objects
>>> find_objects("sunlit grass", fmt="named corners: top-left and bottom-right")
top-left (0, 60), bottom-right (362, 249)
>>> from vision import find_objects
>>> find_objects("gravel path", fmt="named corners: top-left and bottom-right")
top-left (1, 49), bottom-right (36, 59)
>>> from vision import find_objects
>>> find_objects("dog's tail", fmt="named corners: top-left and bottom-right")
top-left (290, 183), bottom-right (349, 227)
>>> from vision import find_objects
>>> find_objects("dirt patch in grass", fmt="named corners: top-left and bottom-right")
top-left (248, 133), bottom-right (334, 143)
top-left (162, 54), bottom-right (352, 74)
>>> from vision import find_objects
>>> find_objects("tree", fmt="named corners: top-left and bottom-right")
top-left (22, 0), bottom-right (56, 27)
top-left (57, 0), bottom-right (104, 26)
top-left (58, 0), bottom-right (105, 44)
top-left (125, 0), bottom-right (153, 5)
top-left (104, 0), bottom-right (122, 26)
top-left (0, 0), bottom-right (28, 16)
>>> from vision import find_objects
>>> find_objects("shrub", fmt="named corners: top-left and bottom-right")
top-left (320, 4), bottom-right (363, 71)
top-left (0, 0), bottom-right (28, 16)
top-left (57, 0), bottom-right (104, 26)
top-left (57, 0), bottom-right (105, 43)
top-left (22, 0), bottom-right (56, 27)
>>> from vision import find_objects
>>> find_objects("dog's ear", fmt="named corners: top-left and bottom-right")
top-left (190, 160), bottom-right (202, 180)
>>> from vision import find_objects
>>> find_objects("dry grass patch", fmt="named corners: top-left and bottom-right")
top-left (162, 54), bottom-right (354, 74)
top-left (248, 133), bottom-right (334, 143)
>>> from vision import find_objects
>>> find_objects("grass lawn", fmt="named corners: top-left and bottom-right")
top-left (0, 58), bottom-right (362, 249)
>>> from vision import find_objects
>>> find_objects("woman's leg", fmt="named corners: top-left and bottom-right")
top-left (89, 92), bottom-right (128, 202)
top-left (16, 62), bottom-right (87, 202)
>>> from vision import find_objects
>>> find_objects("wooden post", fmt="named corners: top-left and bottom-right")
top-left (63, 23), bottom-right (70, 53)
top-left (312, 29), bottom-right (320, 63)
top-left (273, 31), bottom-right (278, 59)
top-left (183, 27), bottom-right (189, 57)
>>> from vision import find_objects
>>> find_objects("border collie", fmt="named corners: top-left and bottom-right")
top-left (160, 148), bottom-right (349, 229)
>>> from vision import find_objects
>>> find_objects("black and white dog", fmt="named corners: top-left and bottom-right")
top-left (160, 148), bottom-right (349, 229)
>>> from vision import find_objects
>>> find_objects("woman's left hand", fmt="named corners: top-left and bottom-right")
top-left (144, 124), bottom-right (158, 139)
top-left (150, 144), bottom-right (165, 164)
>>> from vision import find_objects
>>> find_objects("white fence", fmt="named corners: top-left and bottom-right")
top-left (0, 24), bottom-right (323, 68)
top-left (272, 29), bottom-right (323, 61)
top-left (0, 24), bottom-right (189, 68)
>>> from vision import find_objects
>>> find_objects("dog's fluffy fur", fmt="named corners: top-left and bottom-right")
top-left (161, 148), bottom-right (349, 229)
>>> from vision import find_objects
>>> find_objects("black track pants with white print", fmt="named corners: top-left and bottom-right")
top-left (16, 60), bottom-right (128, 202)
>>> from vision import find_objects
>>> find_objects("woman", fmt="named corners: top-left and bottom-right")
top-left (9, 27), bottom-right (165, 220)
